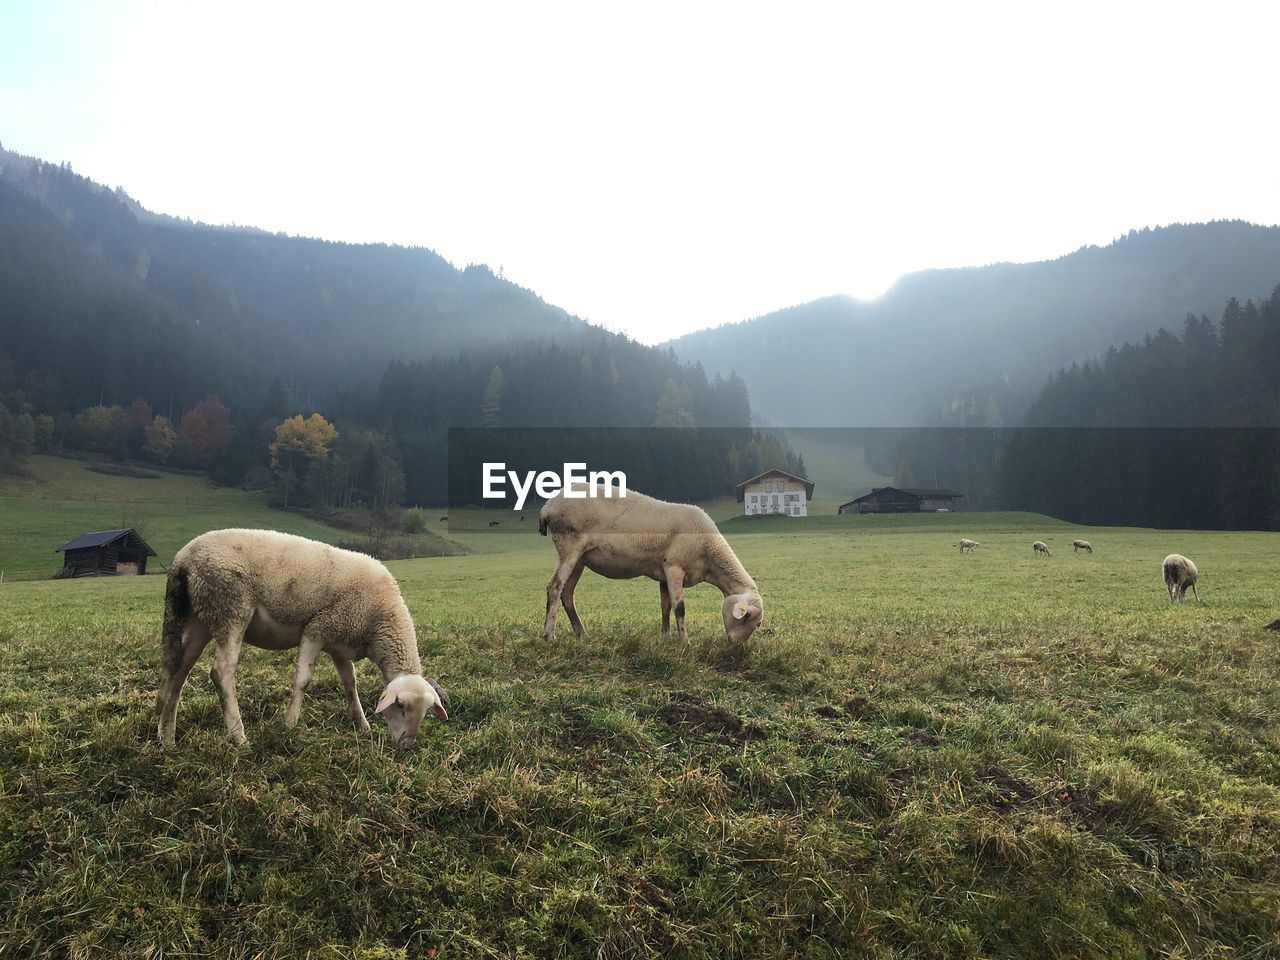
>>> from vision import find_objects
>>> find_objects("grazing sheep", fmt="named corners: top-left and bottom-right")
top-left (956, 539), bottom-right (980, 553)
top-left (488, 520), bottom-right (500, 528)
top-left (1033, 541), bottom-right (1051, 557)
top-left (155, 529), bottom-right (447, 749)
top-left (1162, 553), bottom-right (1200, 603)
top-left (539, 487), bottom-right (763, 643)
top-left (439, 516), bottom-right (448, 522)
top-left (1073, 540), bottom-right (1093, 554)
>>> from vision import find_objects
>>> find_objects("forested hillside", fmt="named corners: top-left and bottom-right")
top-left (1000, 288), bottom-right (1280, 529)
top-left (667, 222), bottom-right (1280, 427)
top-left (0, 146), bottom-right (785, 506)
top-left (0, 146), bottom-right (581, 412)
top-left (882, 289), bottom-right (1280, 529)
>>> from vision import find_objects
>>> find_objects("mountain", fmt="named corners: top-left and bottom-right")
top-left (0, 145), bottom-right (582, 413)
top-left (0, 146), bottom-right (778, 505)
top-left (665, 222), bottom-right (1280, 427)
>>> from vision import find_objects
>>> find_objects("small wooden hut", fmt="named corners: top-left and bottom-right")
top-left (55, 528), bottom-right (157, 578)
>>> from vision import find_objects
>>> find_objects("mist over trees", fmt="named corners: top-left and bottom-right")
top-left (885, 290), bottom-right (1280, 529)
top-left (668, 223), bottom-right (1280, 428)
top-left (0, 145), bottom-right (777, 506)
top-left (1000, 289), bottom-right (1280, 529)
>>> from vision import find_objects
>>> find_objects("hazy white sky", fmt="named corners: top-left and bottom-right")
top-left (2, 1), bottom-right (1278, 343)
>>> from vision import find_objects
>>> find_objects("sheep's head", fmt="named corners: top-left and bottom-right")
top-left (375, 674), bottom-right (448, 749)
top-left (721, 591), bottom-right (764, 644)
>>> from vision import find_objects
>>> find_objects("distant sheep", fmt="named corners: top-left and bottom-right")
top-left (1073, 540), bottom-right (1093, 554)
top-left (539, 487), bottom-right (763, 643)
top-left (1033, 541), bottom-right (1051, 558)
top-left (1162, 553), bottom-right (1200, 603)
top-left (956, 539), bottom-right (980, 553)
top-left (488, 521), bottom-right (500, 528)
top-left (155, 529), bottom-right (447, 749)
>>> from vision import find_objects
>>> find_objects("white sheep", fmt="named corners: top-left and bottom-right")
top-left (155, 529), bottom-right (447, 748)
top-left (538, 487), bottom-right (763, 643)
top-left (1073, 540), bottom-right (1093, 554)
top-left (1162, 553), bottom-right (1200, 603)
top-left (956, 539), bottom-right (980, 553)
top-left (1033, 541), bottom-right (1052, 557)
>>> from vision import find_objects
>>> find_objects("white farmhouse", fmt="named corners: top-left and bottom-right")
top-left (736, 468), bottom-right (814, 517)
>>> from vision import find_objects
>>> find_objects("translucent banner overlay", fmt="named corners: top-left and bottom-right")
top-left (445, 427), bottom-right (1280, 531)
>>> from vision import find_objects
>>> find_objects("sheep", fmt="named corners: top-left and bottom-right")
top-left (956, 539), bottom-right (980, 553)
top-left (1162, 553), bottom-right (1200, 603)
top-left (488, 520), bottom-right (500, 528)
top-left (1073, 540), bottom-right (1093, 554)
top-left (155, 529), bottom-right (447, 749)
top-left (1033, 541), bottom-right (1051, 557)
top-left (538, 487), bottom-right (763, 643)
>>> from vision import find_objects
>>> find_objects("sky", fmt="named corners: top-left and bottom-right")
top-left (2, 1), bottom-right (1279, 344)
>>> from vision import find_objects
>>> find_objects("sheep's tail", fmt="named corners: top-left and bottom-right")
top-left (155, 564), bottom-right (190, 715)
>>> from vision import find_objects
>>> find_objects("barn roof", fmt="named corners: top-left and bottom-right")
top-left (735, 468), bottom-right (815, 502)
top-left (55, 528), bottom-right (157, 555)
top-left (837, 486), bottom-right (964, 509)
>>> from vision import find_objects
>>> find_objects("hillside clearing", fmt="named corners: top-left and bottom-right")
top-left (0, 456), bottom-right (459, 580)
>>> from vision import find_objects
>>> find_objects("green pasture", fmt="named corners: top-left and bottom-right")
top-left (1, 493), bottom-right (1278, 957)
top-left (0, 457), bottom-right (454, 580)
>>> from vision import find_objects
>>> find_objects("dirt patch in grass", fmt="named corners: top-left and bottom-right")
top-left (980, 771), bottom-right (1124, 834)
top-left (843, 695), bottom-right (871, 716)
top-left (658, 692), bottom-right (762, 742)
top-left (907, 729), bottom-right (942, 748)
top-left (979, 765), bottom-right (1039, 809)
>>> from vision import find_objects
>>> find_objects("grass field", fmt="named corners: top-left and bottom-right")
top-left (0, 457), bottom-right (456, 580)
top-left (1, 497), bottom-right (1279, 957)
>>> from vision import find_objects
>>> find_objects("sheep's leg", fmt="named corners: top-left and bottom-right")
top-left (157, 617), bottom-right (212, 747)
top-left (210, 626), bottom-right (250, 747)
top-left (330, 653), bottom-right (369, 731)
top-left (663, 567), bottom-right (687, 642)
top-left (1190, 581), bottom-right (1200, 602)
top-left (543, 554), bottom-right (581, 639)
top-left (285, 637), bottom-right (324, 729)
top-left (660, 581), bottom-right (672, 634)
top-left (561, 561), bottom-right (587, 638)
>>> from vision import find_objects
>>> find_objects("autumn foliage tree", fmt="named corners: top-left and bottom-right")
top-left (179, 394), bottom-right (232, 463)
top-left (269, 413), bottom-right (339, 507)
top-left (143, 416), bottom-right (177, 463)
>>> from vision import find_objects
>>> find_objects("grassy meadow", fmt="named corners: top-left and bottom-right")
top-left (1, 491), bottom-right (1279, 957)
top-left (0, 456), bottom-right (455, 580)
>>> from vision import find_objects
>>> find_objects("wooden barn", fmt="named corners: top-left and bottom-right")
top-left (838, 487), bottom-right (964, 515)
top-left (55, 528), bottom-right (157, 578)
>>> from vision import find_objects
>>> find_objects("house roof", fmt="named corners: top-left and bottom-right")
top-left (736, 468), bottom-right (815, 502)
top-left (55, 528), bottom-right (157, 555)
top-left (837, 486), bottom-right (964, 509)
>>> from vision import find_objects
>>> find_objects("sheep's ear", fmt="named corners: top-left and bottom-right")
top-left (732, 599), bottom-right (750, 620)
top-left (374, 688), bottom-right (399, 714)
top-left (432, 701), bottom-right (449, 721)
